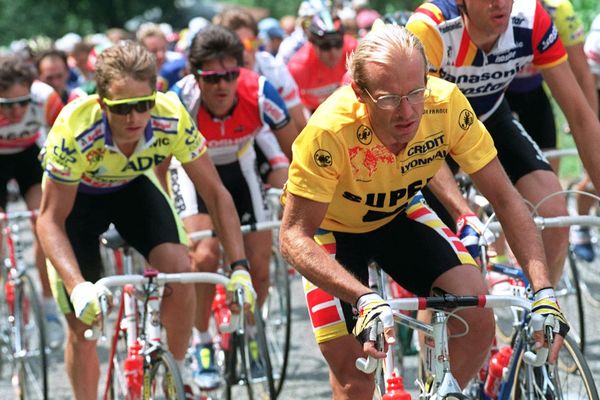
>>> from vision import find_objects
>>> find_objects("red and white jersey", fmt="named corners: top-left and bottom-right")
top-left (0, 80), bottom-right (64, 154)
top-left (407, 0), bottom-right (567, 121)
top-left (171, 68), bottom-right (290, 165)
top-left (287, 34), bottom-right (357, 112)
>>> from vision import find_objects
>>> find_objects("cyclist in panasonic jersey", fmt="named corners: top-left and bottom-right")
top-left (287, 9), bottom-right (358, 113)
top-left (406, 0), bottom-right (600, 285)
top-left (279, 24), bottom-right (568, 399)
top-left (165, 25), bottom-right (295, 389)
top-left (36, 41), bottom-right (252, 399)
top-left (214, 7), bottom-right (308, 185)
top-left (0, 54), bottom-right (65, 349)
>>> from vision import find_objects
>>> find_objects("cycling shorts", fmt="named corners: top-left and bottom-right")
top-left (254, 126), bottom-right (289, 183)
top-left (48, 174), bottom-right (187, 314)
top-left (483, 99), bottom-right (552, 184)
top-left (303, 194), bottom-right (478, 344)
top-left (505, 86), bottom-right (557, 149)
top-left (0, 144), bottom-right (43, 209)
top-left (169, 155), bottom-right (267, 224)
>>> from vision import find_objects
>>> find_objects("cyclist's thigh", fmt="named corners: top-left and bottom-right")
top-left (376, 195), bottom-right (477, 297)
top-left (505, 86), bottom-right (557, 149)
top-left (484, 99), bottom-right (552, 184)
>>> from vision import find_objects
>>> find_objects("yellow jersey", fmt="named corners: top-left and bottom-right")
top-left (285, 77), bottom-right (497, 233)
top-left (41, 92), bottom-right (206, 193)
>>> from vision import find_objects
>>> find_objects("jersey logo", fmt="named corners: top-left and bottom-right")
top-left (314, 149), bottom-right (332, 167)
top-left (53, 138), bottom-right (77, 164)
top-left (357, 125), bottom-right (372, 145)
top-left (538, 24), bottom-right (559, 53)
top-left (459, 109), bottom-right (474, 130)
top-left (348, 145), bottom-right (395, 182)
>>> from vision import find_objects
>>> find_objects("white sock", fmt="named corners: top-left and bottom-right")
top-left (193, 329), bottom-right (213, 345)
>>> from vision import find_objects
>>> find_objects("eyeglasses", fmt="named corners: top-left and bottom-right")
top-left (0, 94), bottom-right (32, 109)
top-left (196, 68), bottom-right (241, 84)
top-left (102, 93), bottom-right (157, 115)
top-left (314, 38), bottom-right (343, 51)
top-left (242, 37), bottom-right (261, 51)
top-left (362, 87), bottom-right (429, 110)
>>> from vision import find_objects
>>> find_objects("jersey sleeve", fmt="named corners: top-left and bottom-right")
top-left (531, 1), bottom-right (568, 69)
top-left (406, 4), bottom-right (446, 73)
top-left (168, 92), bottom-right (207, 164)
top-left (286, 126), bottom-right (345, 204)
top-left (40, 113), bottom-right (86, 185)
top-left (445, 86), bottom-right (497, 174)
top-left (260, 79), bottom-right (291, 131)
top-left (44, 89), bottom-right (65, 127)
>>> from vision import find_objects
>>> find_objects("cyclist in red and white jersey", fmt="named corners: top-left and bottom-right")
top-left (165, 25), bottom-right (296, 390)
top-left (407, 0), bottom-right (600, 284)
top-left (287, 9), bottom-right (358, 113)
top-left (214, 7), bottom-right (308, 185)
top-left (0, 54), bottom-right (65, 349)
top-left (35, 49), bottom-right (87, 104)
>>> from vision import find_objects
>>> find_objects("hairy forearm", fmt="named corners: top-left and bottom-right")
top-left (280, 228), bottom-right (370, 304)
top-left (492, 189), bottom-right (551, 291)
top-left (36, 217), bottom-right (84, 294)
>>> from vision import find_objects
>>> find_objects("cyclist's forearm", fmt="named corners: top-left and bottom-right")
top-left (428, 162), bottom-right (472, 220)
top-left (205, 187), bottom-right (246, 263)
top-left (36, 217), bottom-right (85, 294)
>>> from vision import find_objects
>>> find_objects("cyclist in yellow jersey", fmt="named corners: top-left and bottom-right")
top-left (279, 24), bottom-right (568, 399)
top-left (36, 41), bottom-right (253, 400)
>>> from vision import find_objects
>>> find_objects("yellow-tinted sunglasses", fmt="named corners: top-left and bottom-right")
top-left (103, 93), bottom-right (157, 115)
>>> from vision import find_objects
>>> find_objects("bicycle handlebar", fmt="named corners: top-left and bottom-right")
top-left (95, 271), bottom-right (230, 288)
top-left (487, 215), bottom-right (600, 234)
top-left (0, 209), bottom-right (37, 222)
top-left (189, 220), bottom-right (281, 241)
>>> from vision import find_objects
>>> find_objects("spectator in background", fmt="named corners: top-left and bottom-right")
top-left (287, 9), bottom-right (357, 112)
top-left (356, 8), bottom-right (381, 37)
top-left (258, 17), bottom-right (286, 56)
top-left (137, 22), bottom-right (187, 92)
top-left (35, 50), bottom-right (85, 103)
top-left (69, 41), bottom-right (94, 84)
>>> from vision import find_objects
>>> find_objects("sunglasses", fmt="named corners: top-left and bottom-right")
top-left (0, 94), bottom-right (32, 109)
top-left (102, 93), bottom-right (156, 115)
top-left (196, 68), bottom-right (241, 84)
top-left (314, 38), bottom-right (343, 51)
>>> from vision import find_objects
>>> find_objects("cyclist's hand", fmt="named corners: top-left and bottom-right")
top-left (352, 292), bottom-right (395, 359)
top-left (456, 213), bottom-right (495, 259)
top-left (70, 282), bottom-right (112, 326)
top-left (531, 288), bottom-right (569, 364)
top-left (226, 269), bottom-right (257, 315)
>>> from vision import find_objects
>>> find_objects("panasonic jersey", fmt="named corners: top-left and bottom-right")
top-left (0, 80), bottom-right (63, 154)
top-left (407, 0), bottom-right (567, 121)
top-left (40, 91), bottom-right (207, 194)
top-left (171, 68), bottom-right (290, 165)
top-left (509, 0), bottom-right (585, 93)
top-left (285, 77), bottom-right (497, 233)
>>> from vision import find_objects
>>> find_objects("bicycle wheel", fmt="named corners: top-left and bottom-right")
top-left (556, 250), bottom-right (585, 352)
top-left (513, 334), bottom-right (599, 399)
top-left (262, 247), bottom-right (291, 396)
top-left (13, 272), bottom-right (48, 400)
top-left (143, 349), bottom-right (186, 400)
top-left (225, 312), bottom-right (277, 400)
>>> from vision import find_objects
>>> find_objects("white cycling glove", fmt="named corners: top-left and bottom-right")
top-left (352, 292), bottom-right (395, 344)
top-left (69, 281), bottom-right (112, 326)
top-left (226, 269), bottom-right (257, 314)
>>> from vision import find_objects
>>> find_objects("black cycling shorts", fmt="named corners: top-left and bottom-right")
top-left (0, 144), bottom-right (43, 209)
top-left (64, 175), bottom-right (185, 284)
top-left (505, 86), bottom-right (557, 149)
top-left (484, 99), bottom-right (552, 183)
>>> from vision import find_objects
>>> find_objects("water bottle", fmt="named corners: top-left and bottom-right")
top-left (5, 279), bottom-right (15, 314)
top-left (382, 373), bottom-right (411, 400)
top-left (483, 345), bottom-right (512, 399)
top-left (212, 284), bottom-right (232, 350)
top-left (124, 341), bottom-right (144, 396)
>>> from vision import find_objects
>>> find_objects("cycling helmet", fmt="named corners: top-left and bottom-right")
top-left (308, 10), bottom-right (344, 38)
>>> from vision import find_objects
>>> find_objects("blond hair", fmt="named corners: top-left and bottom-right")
top-left (95, 41), bottom-right (157, 98)
top-left (347, 23), bottom-right (428, 89)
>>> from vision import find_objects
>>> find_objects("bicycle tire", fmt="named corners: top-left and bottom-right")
top-left (513, 333), bottom-right (598, 399)
top-left (558, 249), bottom-right (586, 352)
top-left (143, 349), bottom-right (186, 400)
top-left (262, 247), bottom-right (291, 397)
top-left (13, 272), bottom-right (48, 400)
top-left (225, 330), bottom-right (250, 400)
